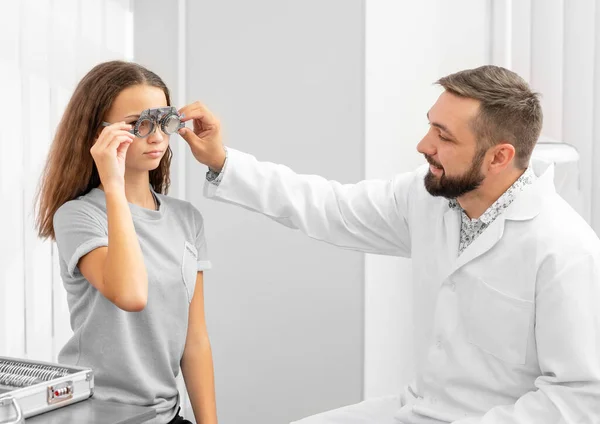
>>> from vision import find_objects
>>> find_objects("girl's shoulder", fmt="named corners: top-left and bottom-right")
top-left (54, 189), bottom-right (107, 223)
top-left (156, 193), bottom-right (206, 230)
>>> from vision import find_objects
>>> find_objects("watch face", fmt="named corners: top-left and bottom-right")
top-left (206, 169), bottom-right (220, 182)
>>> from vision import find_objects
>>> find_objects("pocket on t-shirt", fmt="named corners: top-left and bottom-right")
top-left (181, 241), bottom-right (198, 303)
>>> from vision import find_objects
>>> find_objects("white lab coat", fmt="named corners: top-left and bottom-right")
top-left (204, 148), bottom-right (600, 424)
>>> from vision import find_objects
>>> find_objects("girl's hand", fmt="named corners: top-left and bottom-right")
top-left (90, 122), bottom-right (135, 191)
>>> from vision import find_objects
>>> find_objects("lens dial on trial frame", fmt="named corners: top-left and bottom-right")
top-left (102, 106), bottom-right (184, 138)
top-left (131, 106), bottom-right (184, 138)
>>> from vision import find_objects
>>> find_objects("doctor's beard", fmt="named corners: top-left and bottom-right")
top-left (423, 148), bottom-right (486, 199)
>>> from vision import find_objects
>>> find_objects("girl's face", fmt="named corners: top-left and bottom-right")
top-left (104, 84), bottom-right (169, 172)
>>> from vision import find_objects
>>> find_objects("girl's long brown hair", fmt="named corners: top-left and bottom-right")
top-left (35, 60), bottom-right (172, 240)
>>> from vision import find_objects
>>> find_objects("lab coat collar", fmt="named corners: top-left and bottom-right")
top-left (442, 157), bottom-right (556, 273)
top-left (503, 158), bottom-right (556, 221)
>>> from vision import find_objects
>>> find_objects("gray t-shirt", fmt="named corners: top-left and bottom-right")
top-left (53, 187), bottom-right (211, 424)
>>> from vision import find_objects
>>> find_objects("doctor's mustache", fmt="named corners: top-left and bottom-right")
top-left (424, 154), bottom-right (443, 169)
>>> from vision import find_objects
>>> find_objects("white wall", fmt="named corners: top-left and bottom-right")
top-left (0, 0), bottom-right (133, 361)
top-left (187, 2), bottom-right (366, 423)
top-left (364, 0), bottom-right (490, 399)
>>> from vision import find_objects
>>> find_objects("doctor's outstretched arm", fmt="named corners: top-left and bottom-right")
top-left (178, 101), bottom-right (413, 257)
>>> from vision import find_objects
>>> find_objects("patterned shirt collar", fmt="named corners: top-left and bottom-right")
top-left (448, 166), bottom-right (536, 224)
top-left (449, 166), bottom-right (536, 255)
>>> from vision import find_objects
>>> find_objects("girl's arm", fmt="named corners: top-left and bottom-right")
top-left (78, 187), bottom-right (148, 312)
top-left (78, 122), bottom-right (148, 312)
top-left (181, 271), bottom-right (218, 424)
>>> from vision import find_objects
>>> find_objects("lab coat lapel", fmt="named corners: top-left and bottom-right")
top-left (443, 207), bottom-right (460, 266)
top-left (438, 206), bottom-right (506, 282)
top-left (454, 215), bottom-right (506, 271)
top-left (437, 207), bottom-right (461, 284)
top-left (436, 158), bottom-right (553, 281)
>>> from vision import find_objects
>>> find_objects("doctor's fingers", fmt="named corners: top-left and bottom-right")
top-left (178, 101), bottom-right (220, 129)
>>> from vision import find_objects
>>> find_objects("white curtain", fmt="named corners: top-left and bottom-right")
top-left (0, 0), bottom-right (133, 362)
top-left (491, 0), bottom-right (600, 234)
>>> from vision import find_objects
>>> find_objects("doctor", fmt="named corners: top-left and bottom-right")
top-left (178, 65), bottom-right (600, 423)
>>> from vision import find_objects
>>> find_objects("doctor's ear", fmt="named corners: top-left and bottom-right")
top-left (488, 143), bottom-right (516, 173)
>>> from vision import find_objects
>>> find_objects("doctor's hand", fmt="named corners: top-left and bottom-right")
top-left (178, 101), bottom-right (227, 172)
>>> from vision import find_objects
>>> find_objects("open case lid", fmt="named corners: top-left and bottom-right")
top-left (0, 356), bottom-right (94, 423)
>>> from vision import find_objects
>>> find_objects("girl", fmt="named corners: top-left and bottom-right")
top-left (35, 61), bottom-right (217, 424)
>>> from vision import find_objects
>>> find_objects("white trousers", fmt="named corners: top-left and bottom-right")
top-left (290, 395), bottom-right (403, 424)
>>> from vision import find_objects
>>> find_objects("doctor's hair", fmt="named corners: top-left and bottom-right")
top-left (35, 60), bottom-right (173, 240)
top-left (436, 65), bottom-right (542, 170)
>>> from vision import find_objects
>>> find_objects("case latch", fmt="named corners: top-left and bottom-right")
top-left (47, 381), bottom-right (73, 405)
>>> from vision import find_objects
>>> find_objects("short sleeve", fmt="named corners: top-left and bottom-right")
top-left (191, 206), bottom-right (212, 271)
top-left (53, 201), bottom-right (108, 279)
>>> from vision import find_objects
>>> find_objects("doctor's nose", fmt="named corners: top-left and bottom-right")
top-left (416, 134), bottom-right (435, 157)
